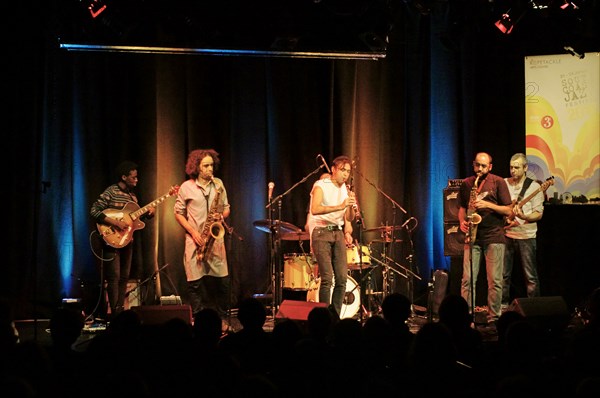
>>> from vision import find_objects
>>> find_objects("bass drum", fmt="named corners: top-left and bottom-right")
top-left (306, 276), bottom-right (360, 319)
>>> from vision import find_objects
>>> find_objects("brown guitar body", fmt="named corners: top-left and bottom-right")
top-left (96, 185), bottom-right (179, 248)
top-left (97, 202), bottom-right (145, 248)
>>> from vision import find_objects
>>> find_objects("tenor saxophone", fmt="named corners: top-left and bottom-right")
top-left (196, 178), bottom-right (225, 262)
top-left (466, 175), bottom-right (482, 243)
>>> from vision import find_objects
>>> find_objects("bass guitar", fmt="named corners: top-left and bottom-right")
top-left (97, 185), bottom-right (179, 248)
top-left (505, 176), bottom-right (554, 228)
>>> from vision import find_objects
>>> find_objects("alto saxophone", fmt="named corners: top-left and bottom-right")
top-left (466, 175), bottom-right (482, 244)
top-left (197, 178), bottom-right (226, 262)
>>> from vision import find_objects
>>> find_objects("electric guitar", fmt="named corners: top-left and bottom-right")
top-left (505, 176), bottom-right (554, 228)
top-left (97, 185), bottom-right (179, 248)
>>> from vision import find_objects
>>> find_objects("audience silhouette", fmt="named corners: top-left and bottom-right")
top-left (5, 285), bottom-right (600, 397)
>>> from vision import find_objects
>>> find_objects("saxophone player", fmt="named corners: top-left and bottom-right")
top-left (174, 149), bottom-right (231, 328)
top-left (458, 152), bottom-right (512, 325)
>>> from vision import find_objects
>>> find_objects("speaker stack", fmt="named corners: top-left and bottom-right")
top-left (443, 179), bottom-right (465, 257)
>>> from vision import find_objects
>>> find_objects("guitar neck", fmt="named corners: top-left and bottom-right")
top-left (507, 177), bottom-right (553, 223)
top-left (518, 186), bottom-right (543, 208)
top-left (131, 193), bottom-right (172, 220)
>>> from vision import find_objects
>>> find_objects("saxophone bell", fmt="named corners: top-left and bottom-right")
top-left (197, 178), bottom-right (224, 262)
top-left (468, 213), bottom-right (482, 225)
top-left (209, 221), bottom-right (226, 240)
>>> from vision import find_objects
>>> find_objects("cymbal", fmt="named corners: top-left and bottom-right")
top-left (370, 238), bottom-right (403, 244)
top-left (280, 231), bottom-right (310, 241)
top-left (363, 225), bottom-right (403, 233)
top-left (253, 219), bottom-right (301, 235)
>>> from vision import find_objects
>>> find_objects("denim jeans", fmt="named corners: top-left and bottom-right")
top-left (461, 243), bottom-right (505, 320)
top-left (103, 243), bottom-right (133, 315)
top-left (312, 228), bottom-right (347, 317)
top-left (502, 237), bottom-right (540, 304)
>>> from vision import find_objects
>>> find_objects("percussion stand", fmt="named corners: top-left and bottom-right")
top-left (356, 263), bottom-right (380, 320)
top-left (353, 208), bottom-right (372, 323)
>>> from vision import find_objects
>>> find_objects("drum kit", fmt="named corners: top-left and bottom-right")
top-left (253, 219), bottom-right (411, 320)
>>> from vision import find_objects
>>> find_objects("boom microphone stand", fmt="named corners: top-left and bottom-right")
top-left (266, 164), bottom-right (326, 315)
top-left (353, 164), bottom-right (420, 310)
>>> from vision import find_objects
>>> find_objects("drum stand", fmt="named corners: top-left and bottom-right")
top-left (357, 264), bottom-right (383, 321)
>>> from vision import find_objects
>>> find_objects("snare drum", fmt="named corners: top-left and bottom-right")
top-left (306, 276), bottom-right (360, 319)
top-left (346, 245), bottom-right (371, 270)
top-left (283, 253), bottom-right (316, 290)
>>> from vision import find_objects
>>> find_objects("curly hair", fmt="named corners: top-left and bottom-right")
top-left (115, 160), bottom-right (138, 181)
top-left (185, 149), bottom-right (220, 178)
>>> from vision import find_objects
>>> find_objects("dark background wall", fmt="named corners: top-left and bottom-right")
top-left (5, 0), bottom-right (600, 320)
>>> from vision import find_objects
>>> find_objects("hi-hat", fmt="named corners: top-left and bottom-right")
top-left (253, 219), bottom-right (301, 235)
top-left (280, 231), bottom-right (310, 241)
top-left (363, 225), bottom-right (403, 233)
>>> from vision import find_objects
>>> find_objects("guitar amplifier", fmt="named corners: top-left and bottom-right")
top-left (443, 186), bottom-right (461, 222)
top-left (444, 222), bottom-right (465, 257)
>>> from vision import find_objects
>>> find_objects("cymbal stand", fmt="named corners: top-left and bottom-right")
top-left (352, 164), bottom-right (410, 302)
top-left (368, 255), bottom-right (408, 280)
top-left (353, 262), bottom-right (380, 319)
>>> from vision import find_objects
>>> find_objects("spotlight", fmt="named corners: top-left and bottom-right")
top-left (560, 1), bottom-right (579, 10)
top-left (494, 7), bottom-right (527, 35)
top-left (87, 0), bottom-right (107, 19)
top-left (494, 12), bottom-right (515, 34)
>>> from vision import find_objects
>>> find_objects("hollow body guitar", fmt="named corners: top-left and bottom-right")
top-left (505, 176), bottom-right (554, 228)
top-left (97, 186), bottom-right (179, 248)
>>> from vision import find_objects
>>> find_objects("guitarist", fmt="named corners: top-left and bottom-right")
top-left (502, 153), bottom-right (543, 310)
top-left (90, 161), bottom-right (155, 318)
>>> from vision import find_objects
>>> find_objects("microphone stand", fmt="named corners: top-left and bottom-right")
top-left (467, 220), bottom-right (475, 323)
top-left (266, 199), bottom-right (279, 320)
top-left (353, 165), bottom-right (418, 311)
top-left (125, 263), bottom-right (171, 305)
top-left (265, 165), bottom-right (325, 315)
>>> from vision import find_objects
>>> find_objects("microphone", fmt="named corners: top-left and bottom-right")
top-left (268, 182), bottom-right (275, 202)
top-left (317, 154), bottom-right (331, 174)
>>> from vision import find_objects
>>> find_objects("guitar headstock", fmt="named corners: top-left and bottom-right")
top-left (169, 185), bottom-right (180, 196)
top-left (542, 176), bottom-right (555, 189)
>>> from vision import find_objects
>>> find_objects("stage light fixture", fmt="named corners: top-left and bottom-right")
top-left (560, 1), bottom-right (579, 10)
top-left (494, 11), bottom-right (515, 34)
top-left (87, 0), bottom-right (107, 19)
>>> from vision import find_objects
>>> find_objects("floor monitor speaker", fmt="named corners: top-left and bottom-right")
top-left (131, 304), bottom-right (193, 325)
top-left (509, 296), bottom-right (570, 333)
top-left (275, 300), bottom-right (328, 322)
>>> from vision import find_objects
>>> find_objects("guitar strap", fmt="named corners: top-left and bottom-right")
top-left (517, 177), bottom-right (533, 202)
